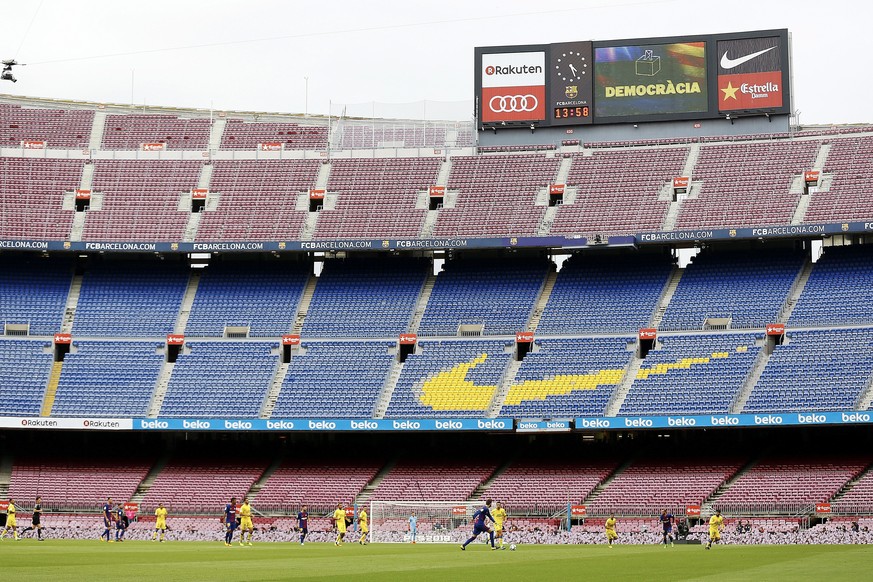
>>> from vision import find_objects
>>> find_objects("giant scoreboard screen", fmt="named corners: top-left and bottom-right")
top-left (475, 29), bottom-right (790, 127)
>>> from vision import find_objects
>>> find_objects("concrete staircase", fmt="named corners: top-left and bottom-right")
top-left (703, 458), bottom-right (759, 513)
top-left (69, 163), bottom-right (96, 241)
top-left (777, 258), bottom-right (814, 322)
top-left (61, 274), bottom-right (84, 334)
top-left (130, 455), bottom-right (171, 504)
top-left (248, 457), bottom-right (285, 504)
top-left (260, 362), bottom-right (291, 419)
top-left (649, 267), bottom-right (683, 328)
top-left (582, 457), bottom-right (636, 506)
top-left (729, 342), bottom-right (771, 414)
top-left (147, 359), bottom-right (176, 418)
top-left (791, 143), bottom-right (832, 225)
top-left (355, 460), bottom-right (397, 506)
top-left (536, 206), bottom-right (559, 236)
top-left (486, 359), bottom-right (522, 418)
top-left (373, 359), bottom-right (404, 419)
top-left (661, 199), bottom-right (682, 231)
top-left (315, 161), bottom-right (332, 189)
top-left (291, 275), bottom-right (318, 334)
top-left (0, 455), bottom-right (14, 500)
top-left (88, 111), bottom-right (107, 151)
top-left (854, 371), bottom-right (873, 411)
top-left (408, 274), bottom-right (437, 334)
top-left (419, 209), bottom-right (440, 238)
top-left (208, 118), bottom-right (227, 151)
top-left (604, 356), bottom-right (644, 417)
top-left (555, 155), bottom-right (573, 185)
top-left (682, 143), bottom-right (701, 177)
top-left (174, 271), bottom-right (201, 334)
top-left (40, 361), bottom-right (64, 417)
top-left (528, 270), bottom-right (558, 333)
top-left (829, 462), bottom-right (873, 505)
top-left (469, 458), bottom-right (515, 501)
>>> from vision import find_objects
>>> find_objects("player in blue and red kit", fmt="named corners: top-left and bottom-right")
top-left (660, 509), bottom-right (675, 547)
top-left (100, 497), bottom-right (114, 542)
top-left (223, 497), bottom-right (238, 547)
top-left (114, 505), bottom-right (128, 542)
top-left (461, 499), bottom-right (496, 550)
top-left (296, 505), bottom-right (309, 545)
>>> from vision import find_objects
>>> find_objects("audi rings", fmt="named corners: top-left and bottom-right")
top-left (489, 94), bottom-right (538, 113)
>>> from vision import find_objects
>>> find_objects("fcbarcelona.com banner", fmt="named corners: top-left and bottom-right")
top-left (575, 411), bottom-right (873, 430)
top-left (133, 418), bottom-right (514, 432)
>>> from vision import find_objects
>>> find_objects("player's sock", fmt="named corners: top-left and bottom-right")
top-left (37, 528), bottom-right (42, 539)
top-left (462, 536), bottom-right (475, 548)
top-left (489, 531), bottom-right (495, 548)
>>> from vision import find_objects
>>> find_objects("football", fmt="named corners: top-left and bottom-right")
top-left (509, 544), bottom-right (517, 551)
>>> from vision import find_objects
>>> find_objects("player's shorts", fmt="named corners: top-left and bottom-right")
top-left (116, 522), bottom-right (126, 530)
top-left (360, 524), bottom-right (369, 533)
top-left (155, 520), bottom-right (167, 531)
top-left (336, 523), bottom-right (347, 534)
top-left (606, 530), bottom-right (618, 541)
top-left (494, 523), bottom-right (504, 534)
top-left (299, 527), bottom-right (308, 534)
top-left (472, 523), bottom-right (490, 536)
top-left (240, 517), bottom-right (253, 530)
top-left (226, 520), bottom-right (238, 531)
top-left (6, 516), bottom-right (15, 528)
top-left (103, 518), bottom-right (112, 528)
top-left (32, 517), bottom-right (40, 526)
top-left (709, 528), bottom-right (721, 540)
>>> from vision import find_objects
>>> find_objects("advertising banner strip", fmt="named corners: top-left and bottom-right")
top-left (516, 419), bottom-right (572, 433)
top-left (0, 417), bottom-right (132, 430)
top-left (133, 418), bottom-right (514, 432)
top-left (575, 411), bottom-right (873, 430)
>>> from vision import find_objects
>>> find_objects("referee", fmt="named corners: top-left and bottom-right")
top-left (21, 496), bottom-right (44, 540)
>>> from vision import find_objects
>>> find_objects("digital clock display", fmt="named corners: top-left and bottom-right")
top-left (554, 106), bottom-right (590, 119)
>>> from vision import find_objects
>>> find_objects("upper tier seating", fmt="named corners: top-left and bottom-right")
top-left (433, 154), bottom-right (560, 237)
top-left (805, 136), bottom-right (873, 221)
top-left (0, 103), bottom-right (93, 148)
top-left (271, 341), bottom-right (394, 418)
top-left (160, 342), bottom-right (276, 417)
top-left (314, 157), bottom-right (441, 239)
top-left (220, 119), bottom-right (328, 150)
top-left (184, 260), bottom-right (310, 337)
top-left (537, 252), bottom-right (673, 334)
top-left (659, 249), bottom-right (804, 330)
top-left (550, 147), bottom-right (688, 236)
top-left (51, 340), bottom-right (164, 417)
top-left (0, 340), bottom-right (53, 416)
top-left (101, 114), bottom-right (211, 150)
top-left (301, 258), bottom-right (428, 338)
top-left (417, 258), bottom-right (548, 336)
top-left (0, 256), bottom-right (71, 335)
top-left (0, 157), bottom-right (81, 239)
top-left (196, 159), bottom-right (319, 241)
top-left (789, 245), bottom-right (873, 327)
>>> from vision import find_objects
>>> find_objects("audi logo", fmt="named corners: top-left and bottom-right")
top-left (489, 94), bottom-right (538, 113)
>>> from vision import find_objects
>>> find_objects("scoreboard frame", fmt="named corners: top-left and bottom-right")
top-left (474, 28), bottom-right (790, 128)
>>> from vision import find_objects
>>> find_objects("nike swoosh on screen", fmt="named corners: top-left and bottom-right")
top-left (720, 46), bottom-right (777, 69)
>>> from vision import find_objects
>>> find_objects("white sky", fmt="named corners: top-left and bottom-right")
top-left (0, 0), bottom-right (868, 124)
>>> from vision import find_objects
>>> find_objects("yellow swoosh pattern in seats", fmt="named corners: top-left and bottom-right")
top-left (418, 351), bottom-right (735, 411)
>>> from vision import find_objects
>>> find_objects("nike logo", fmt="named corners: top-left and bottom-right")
top-left (720, 46), bottom-right (777, 69)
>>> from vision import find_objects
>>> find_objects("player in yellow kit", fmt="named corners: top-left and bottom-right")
top-left (605, 514), bottom-right (618, 547)
top-left (153, 503), bottom-right (168, 542)
top-left (705, 510), bottom-right (724, 549)
top-left (1, 498), bottom-right (19, 540)
top-left (333, 503), bottom-right (347, 546)
top-left (492, 501), bottom-right (508, 549)
top-left (239, 497), bottom-right (254, 546)
top-left (358, 507), bottom-right (369, 545)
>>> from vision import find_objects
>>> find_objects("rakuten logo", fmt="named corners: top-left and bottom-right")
top-left (481, 51), bottom-right (545, 89)
top-left (183, 420), bottom-right (211, 429)
top-left (140, 420), bottom-right (168, 429)
top-left (485, 64), bottom-right (543, 76)
top-left (266, 420), bottom-right (295, 429)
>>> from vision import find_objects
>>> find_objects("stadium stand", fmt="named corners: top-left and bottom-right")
top-left (0, 256), bottom-right (72, 335)
top-left (806, 136), bottom-right (873, 221)
top-left (417, 257), bottom-right (549, 336)
top-left (588, 458), bottom-right (743, 514)
top-left (0, 157), bottom-right (81, 239)
top-left (253, 460), bottom-right (382, 511)
top-left (0, 340), bottom-right (53, 416)
top-left (271, 341), bottom-right (394, 418)
top-left (550, 147), bottom-right (687, 236)
top-left (833, 467), bottom-right (873, 513)
top-left (50, 340), bottom-right (164, 417)
top-left (220, 119), bottom-right (328, 150)
top-left (301, 257), bottom-right (429, 338)
top-left (714, 458), bottom-right (869, 512)
top-left (658, 248), bottom-right (804, 330)
top-left (675, 140), bottom-right (819, 229)
top-left (314, 157), bottom-right (441, 239)
top-left (370, 459), bottom-right (496, 501)
top-left (619, 333), bottom-right (759, 415)
top-left (788, 245), bottom-right (873, 326)
top-left (160, 342), bottom-right (276, 417)
top-left (499, 337), bottom-right (634, 418)
top-left (482, 459), bottom-right (618, 513)
top-left (82, 160), bottom-right (202, 242)
top-left (8, 459), bottom-right (151, 510)
top-left (0, 103), bottom-right (93, 148)
top-left (433, 154), bottom-right (560, 237)
top-left (184, 259), bottom-right (310, 337)
top-left (339, 123), bottom-right (447, 149)
top-left (742, 328), bottom-right (873, 413)
top-left (140, 459), bottom-right (266, 512)
top-left (100, 114), bottom-right (211, 150)
top-left (195, 159), bottom-right (319, 241)
top-left (536, 252), bottom-right (673, 334)
top-left (72, 260), bottom-right (189, 337)
top-left (385, 339), bottom-right (511, 418)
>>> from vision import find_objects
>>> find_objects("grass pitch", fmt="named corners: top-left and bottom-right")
top-left (1, 539), bottom-right (871, 581)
